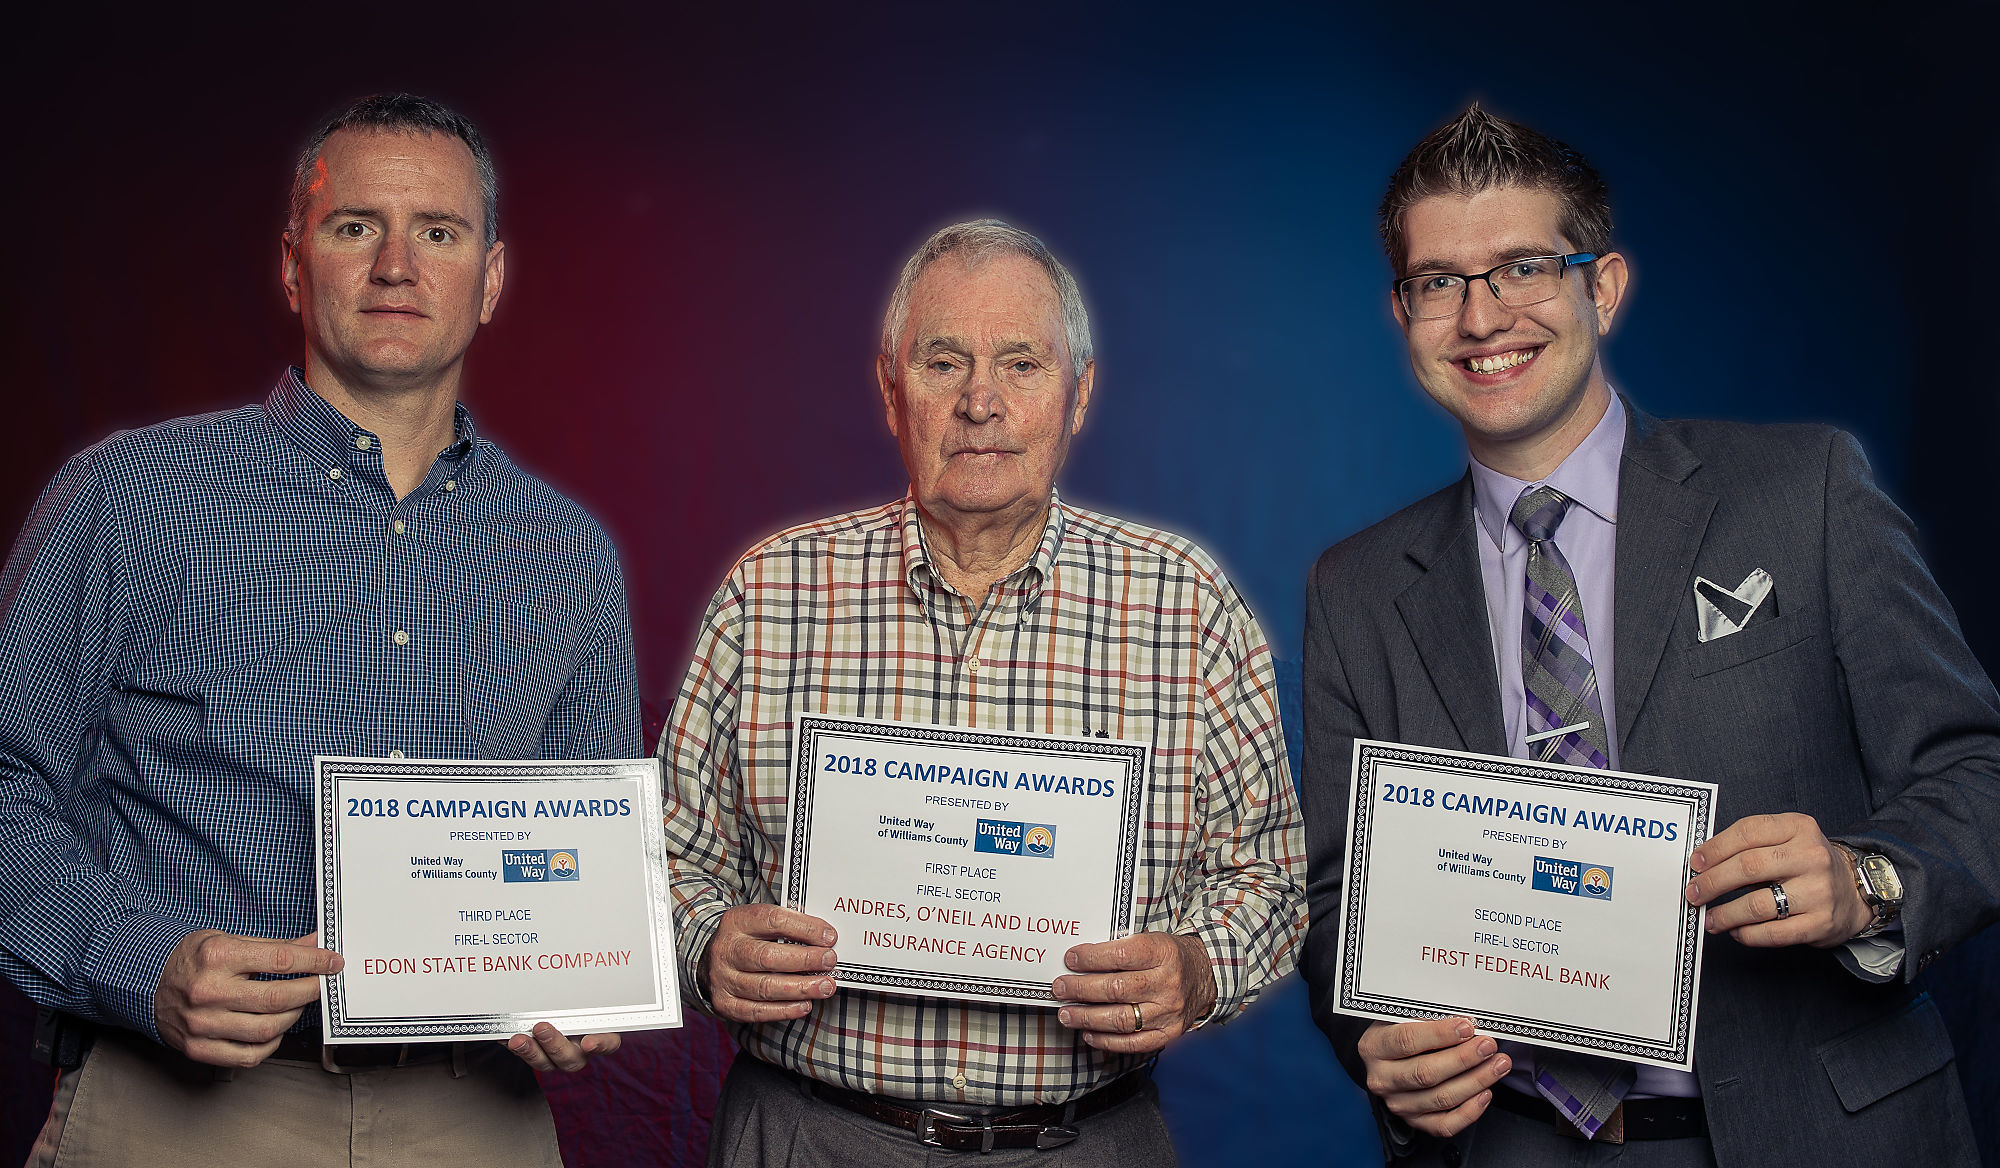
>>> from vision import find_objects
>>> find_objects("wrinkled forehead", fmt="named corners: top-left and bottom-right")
top-left (900, 251), bottom-right (1067, 360)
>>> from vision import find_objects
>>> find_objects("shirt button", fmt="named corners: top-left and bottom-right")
top-left (952, 1072), bottom-right (967, 1090)
top-left (392, 629), bottom-right (410, 646)
top-left (444, 480), bottom-right (456, 492)
top-left (965, 657), bottom-right (981, 674)
top-left (388, 749), bottom-right (405, 759)
top-left (327, 467), bottom-right (343, 480)
top-left (393, 519), bottom-right (406, 535)
top-left (355, 435), bottom-right (373, 450)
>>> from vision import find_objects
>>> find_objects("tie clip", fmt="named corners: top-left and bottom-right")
top-left (1525, 722), bottom-right (1591, 744)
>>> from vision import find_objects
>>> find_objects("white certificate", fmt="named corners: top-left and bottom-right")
top-left (780, 715), bottom-right (1149, 1006)
top-left (314, 757), bottom-right (681, 1043)
top-left (1331, 741), bottom-right (1715, 1070)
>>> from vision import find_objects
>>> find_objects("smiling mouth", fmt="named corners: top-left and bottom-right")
top-left (1463, 348), bottom-right (1539, 374)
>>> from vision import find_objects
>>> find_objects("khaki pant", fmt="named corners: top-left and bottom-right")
top-left (28, 1029), bottom-right (562, 1168)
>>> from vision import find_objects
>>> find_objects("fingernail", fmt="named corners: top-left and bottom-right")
top-left (1058, 1008), bottom-right (1073, 1026)
top-left (1685, 880), bottom-right (1700, 900)
top-left (509, 1036), bottom-right (528, 1052)
top-left (1477, 1037), bottom-right (1496, 1057)
top-left (1688, 853), bottom-right (1705, 872)
top-left (1455, 1019), bottom-right (1474, 1039)
top-left (821, 928), bottom-right (835, 945)
top-left (1053, 978), bottom-right (1068, 998)
top-left (823, 950), bottom-right (838, 969)
top-left (820, 979), bottom-right (835, 996)
top-left (1496, 1056), bottom-right (1511, 1075)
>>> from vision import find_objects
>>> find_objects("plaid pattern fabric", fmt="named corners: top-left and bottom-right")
top-left (658, 492), bottom-right (1304, 1106)
top-left (0, 370), bottom-right (641, 1039)
top-left (1513, 487), bottom-right (1611, 769)
top-left (1511, 485), bottom-right (1632, 1135)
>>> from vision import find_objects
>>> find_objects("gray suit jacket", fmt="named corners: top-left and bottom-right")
top-left (1300, 403), bottom-right (2000, 1165)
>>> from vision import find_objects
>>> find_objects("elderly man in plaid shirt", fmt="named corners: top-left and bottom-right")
top-left (659, 220), bottom-right (1306, 1164)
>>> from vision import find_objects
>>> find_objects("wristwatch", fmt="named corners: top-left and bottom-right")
top-left (1833, 841), bottom-right (1904, 939)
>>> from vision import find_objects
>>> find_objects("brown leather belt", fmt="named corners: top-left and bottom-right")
top-left (271, 1033), bottom-right (458, 1072)
top-left (1488, 1084), bottom-right (1706, 1143)
top-left (801, 1067), bottom-right (1150, 1153)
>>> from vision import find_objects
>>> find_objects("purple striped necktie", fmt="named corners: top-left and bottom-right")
top-left (1510, 484), bottom-right (1634, 1137)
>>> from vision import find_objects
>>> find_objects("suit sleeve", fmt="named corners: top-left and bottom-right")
top-left (0, 450), bottom-right (200, 1039)
top-left (1300, 548), bottom-right (1415, 1161)
top-left (1817, 431), bottom-right (2000, 977)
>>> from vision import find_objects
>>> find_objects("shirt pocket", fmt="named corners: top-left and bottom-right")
top-left (457, 596), bottom-right (579, 756)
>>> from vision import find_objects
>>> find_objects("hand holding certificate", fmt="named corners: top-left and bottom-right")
top-left (1331, 741), bottom-right (1715, 1072)
top-left (314, 757), bottom-right (682, 1044)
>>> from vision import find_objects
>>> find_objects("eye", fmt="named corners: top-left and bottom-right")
top-left (1010, 359), bottom-right (1037, 374)
top-left (929, 358), bottom-right (959, 374)
top-left (423, 226), bottom-right (454, 244)
top-left (1507, 260), bottom-right (1553, 279)
top-left (337, 221), bottom-right (370, 239)
top-left (1421, 275), bottom-right (1461, 293)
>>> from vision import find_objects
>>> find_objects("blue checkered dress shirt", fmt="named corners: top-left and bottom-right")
top-left (0, 370), bottom-right (640, 1040)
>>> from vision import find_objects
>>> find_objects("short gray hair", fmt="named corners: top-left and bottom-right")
top-left (288, 93), bottom-right (499, 249)
top-left (880, 220), bottom-right (1094, 380)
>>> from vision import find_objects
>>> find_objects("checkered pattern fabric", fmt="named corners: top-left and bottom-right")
top-left (1512, 487), bottom-right (1611, 769)
top-left (658, 493), bottom-right (1304, 1106)
top-left (0, 369), bottom-right (640, 1040)
top-left (1510, 484), bottom-right (1632, 1135)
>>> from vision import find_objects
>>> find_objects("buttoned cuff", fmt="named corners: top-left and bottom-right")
top-left (678, 899), bottom-right (732, 1016)
top-left (90, 912), bottom-right (201, 1042)
top-left (1174, 920), bottom-right (1240, 1029)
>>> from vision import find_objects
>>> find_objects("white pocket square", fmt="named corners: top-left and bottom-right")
top-left (1694, 569), bottom-right (1774, 643)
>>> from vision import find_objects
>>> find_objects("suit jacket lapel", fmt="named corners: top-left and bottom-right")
top-left (1614, 402), bottom-right (1717, 754)
top-left (1395, 476), bottom-right (1509, 756)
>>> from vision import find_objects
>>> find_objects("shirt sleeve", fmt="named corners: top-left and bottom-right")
top-left (656, 574), bottom-right (752, 1014)
top-left (1173, 579), bottom-right (1308, 1025)
top-left (0, 448), bottom-right (199, 1039)
top-left (539, 535), bottom-right (642, 760)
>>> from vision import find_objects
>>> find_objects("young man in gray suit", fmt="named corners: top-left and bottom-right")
top-left (1300, 106), bottom-right (1999, 1166)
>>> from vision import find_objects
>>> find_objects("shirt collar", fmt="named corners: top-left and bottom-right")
top-left (1470, 392), bottom-right (1627, 551)
top-left (264, 366), bottom-right (481, 479)
top-left (900, 488), bottom-right (1066, 611)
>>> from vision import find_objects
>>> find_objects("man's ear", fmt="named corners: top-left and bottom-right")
top-left (281, 232), bottom-right (303, 314)
top-left (1588, 252), bottom-right (1629, 335)
top-left (1389, 288), bottom-right (1410, 331)
top-left (479, 240), bottom-right (506, 324)
top-left (877, 353), bottom-right (900, 439)
top-left (1069, 359), bottom-right (1095, 435)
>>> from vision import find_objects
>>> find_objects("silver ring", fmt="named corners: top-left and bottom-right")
top-left (1132, 1003), bottom-right (1144, 1032)
top-left (1770, 883), bottom-right (1791, 919)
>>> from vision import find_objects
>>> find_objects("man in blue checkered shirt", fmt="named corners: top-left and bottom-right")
top-left (0, 94), bottom-right (638, 1166)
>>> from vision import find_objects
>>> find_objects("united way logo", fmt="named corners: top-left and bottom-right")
top-left (1531, 855), bottom-right (1612, 900)
top-left (502, 849), bottom-right (581, 883)
top-left (974, 819), bottom-right (1057, 858)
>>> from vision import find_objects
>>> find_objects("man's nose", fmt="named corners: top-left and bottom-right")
top-left (960, 361), bottom-right (1005, 423)
top-left (370, 230), bottom-right (416, 286)
top-left (1457, 278), bottom-right (1516, 337)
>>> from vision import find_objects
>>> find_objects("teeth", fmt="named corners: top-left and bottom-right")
top-left (1466, 349), bottom-right (1536, 374)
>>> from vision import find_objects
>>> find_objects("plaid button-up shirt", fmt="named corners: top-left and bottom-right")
top-left (660, 491), bottom-right (1304, 1105)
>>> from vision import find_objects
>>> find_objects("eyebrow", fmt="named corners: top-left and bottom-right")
top-left (319, 205), bottom-right (478, 232)
top-left (1406, 244), bottom-right (1567, 276)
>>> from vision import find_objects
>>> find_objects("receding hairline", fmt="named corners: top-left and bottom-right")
top-left (892, 250), bottom-right (1072, 366)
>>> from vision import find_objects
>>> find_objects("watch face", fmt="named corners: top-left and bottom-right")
top-left (1859, 854), bottom-right (1904, 902)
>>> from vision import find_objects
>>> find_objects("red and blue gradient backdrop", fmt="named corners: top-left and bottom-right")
top-left (5, 4), bottom-right (1995, 1164)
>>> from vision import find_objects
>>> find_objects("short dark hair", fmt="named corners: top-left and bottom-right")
top-left (288, 93), bottom-right (498, 249)
top-left (1378, 104), bottom-right (1611, 280)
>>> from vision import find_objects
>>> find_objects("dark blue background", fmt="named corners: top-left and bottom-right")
top-left (4, 3), bottom-right (1994, 1164)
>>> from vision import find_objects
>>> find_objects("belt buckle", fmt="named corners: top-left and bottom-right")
top-left (1034, 1125), bottom-right (1079, 1149)
top-left (917, 1105), bottom-right (976, 1149)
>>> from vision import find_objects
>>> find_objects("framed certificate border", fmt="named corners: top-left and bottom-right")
top-left (781, 715), bottom-right (1149, 1003)
top-left (315, 756), bottom-right (681, 1042)
top-left (1334, 740), bottom-right (1714, 1070)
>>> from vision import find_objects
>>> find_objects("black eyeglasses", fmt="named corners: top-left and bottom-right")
top-left (1395, 253), bottom-right (1598, 320)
